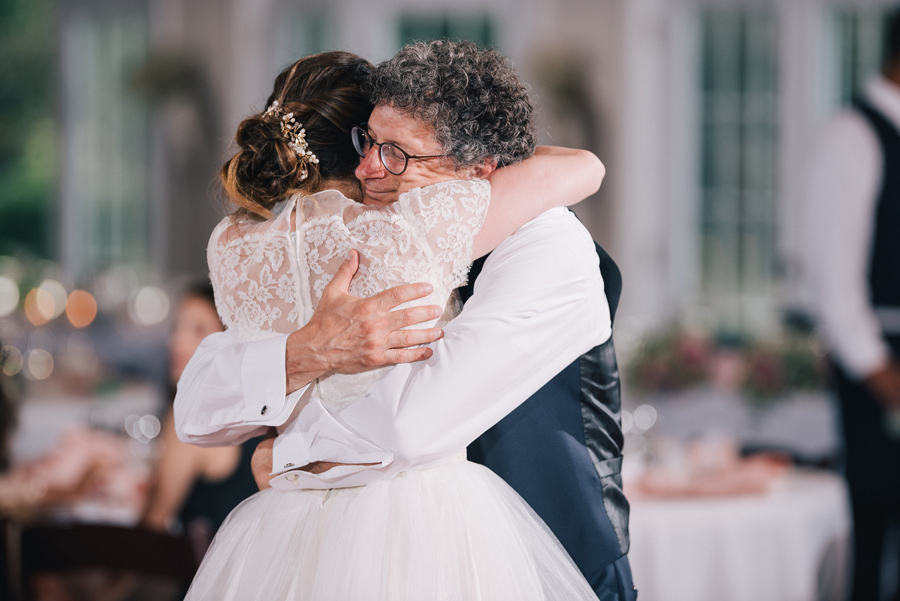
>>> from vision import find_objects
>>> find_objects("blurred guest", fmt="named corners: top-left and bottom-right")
top-left (0, 340), bottom-right (144, 521)
top-left (141, 282), bottom-right (259, 546)
top-left (803, 9), bottom-right (900, 601)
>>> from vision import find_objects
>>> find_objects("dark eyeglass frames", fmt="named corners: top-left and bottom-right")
top-left (351, 126), bottom-right (444, 175)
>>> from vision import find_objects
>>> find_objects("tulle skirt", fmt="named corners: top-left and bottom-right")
top-left (184, 457), bottom-right (597, 601)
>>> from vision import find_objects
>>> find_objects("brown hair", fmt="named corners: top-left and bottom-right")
top-left (221, 52), bottom-right (374, 219)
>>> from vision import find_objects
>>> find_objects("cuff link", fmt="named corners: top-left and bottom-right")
top-left (260, 405), bottom-right (268, 415)
top-left (284, 463), bottom-right (294, 468)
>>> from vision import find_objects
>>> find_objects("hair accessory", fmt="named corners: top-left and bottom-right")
top-left (263, 99), bottom-right (282, 119)
top-left (263, 101), bottom-right (320, 180)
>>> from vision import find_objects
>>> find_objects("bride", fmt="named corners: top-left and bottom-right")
top-left (179, 49), bottom-right (606, 600)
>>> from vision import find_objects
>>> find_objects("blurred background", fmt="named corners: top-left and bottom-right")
top-left (0, 0), bottom-right (897, 600)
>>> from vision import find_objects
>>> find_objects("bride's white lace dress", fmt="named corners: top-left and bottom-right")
top-left (184, 180), bottom-right (598, 601)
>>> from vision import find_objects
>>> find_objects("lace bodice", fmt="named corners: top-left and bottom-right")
top-left (207, 179), bottom-right (490, 409)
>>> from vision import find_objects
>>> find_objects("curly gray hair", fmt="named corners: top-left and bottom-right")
top-left (366, 40), bottom-right (536, 169)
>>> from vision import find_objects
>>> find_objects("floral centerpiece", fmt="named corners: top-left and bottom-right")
top-left (626, 327), bottom-right (827, 408)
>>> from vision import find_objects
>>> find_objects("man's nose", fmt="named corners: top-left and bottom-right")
top-left (355, 146), bottom-right (385, 180)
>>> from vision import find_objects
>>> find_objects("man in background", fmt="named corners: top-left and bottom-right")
top-left (804, 9), bottom-right (900, 601)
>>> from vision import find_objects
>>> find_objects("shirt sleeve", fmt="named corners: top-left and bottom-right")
top-left (173, 331), bottom-right (310, 446)
top-left (269, 209), bottom-right (611, 489)
top-left (803, 111), bottom-right (891, 379)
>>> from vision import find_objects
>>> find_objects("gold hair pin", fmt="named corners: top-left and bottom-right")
top-left (263, 101), bottom-right (319, 181)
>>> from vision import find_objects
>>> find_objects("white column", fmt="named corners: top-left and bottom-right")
top-left (615, 0), bottom-right (681, 337)
top-left (776, 0), bottom-right (836, 315)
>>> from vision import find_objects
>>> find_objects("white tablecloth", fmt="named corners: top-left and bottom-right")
top-left (627, 470), bottom-right (851, 601)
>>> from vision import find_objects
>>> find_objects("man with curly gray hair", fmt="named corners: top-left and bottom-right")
top-left (349, 40), bottom-right (636, 600)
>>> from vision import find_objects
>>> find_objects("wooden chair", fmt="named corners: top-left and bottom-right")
top-left (4, 519), bottom-right (201, 601)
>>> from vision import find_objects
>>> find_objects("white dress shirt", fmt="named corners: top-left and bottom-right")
top-left (175, 208), bottom-right (610, 489)
top-left (804, 76), bottom-right (900, 379)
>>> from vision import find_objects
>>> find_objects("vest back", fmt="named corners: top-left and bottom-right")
top-left (855, 100), bottom-right (900, 307)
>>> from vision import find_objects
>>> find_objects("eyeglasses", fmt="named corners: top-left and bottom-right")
top-left (351, 125), bottom-right (444, 175)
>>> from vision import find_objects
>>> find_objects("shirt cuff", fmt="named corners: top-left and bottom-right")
top-left (272, 430), bottom-right (312, 474)
top-left (240, 334), bottom-right (307, 424)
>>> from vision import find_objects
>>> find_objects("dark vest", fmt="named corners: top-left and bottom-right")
top-left (461, 237), bottom-right (629, 590)
top-left (854, 100), bottom-right (900, 309)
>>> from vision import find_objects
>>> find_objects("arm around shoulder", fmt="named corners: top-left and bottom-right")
top-left (474, 146), bottom-right (604, 258)
top-left (530, 145), bottom-right (605, 200)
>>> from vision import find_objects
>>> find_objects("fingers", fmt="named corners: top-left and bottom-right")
top-left (382, 304), bottom-right (444, 331)
top-left (325, 250), bottom-right (359, 296)
top-left (383, 346), bottom-right (435, 365)
top-left (372, 281), bottom-right (434, 310)
top-left (386, 327), bottom-right (443, 349)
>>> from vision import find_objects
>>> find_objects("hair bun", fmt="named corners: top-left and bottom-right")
top-left (219, 52), bottom-right (374, 220)
top-left (222, 114), bottom-right (310, 218)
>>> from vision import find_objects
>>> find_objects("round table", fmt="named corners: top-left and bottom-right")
top-left (626, 469), bottom-right (851, 601)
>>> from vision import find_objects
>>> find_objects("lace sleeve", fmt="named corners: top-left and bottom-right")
top-left (395, 179), bottom-right (490, 289)
top-left (206, 207), bottom-right (301, 343)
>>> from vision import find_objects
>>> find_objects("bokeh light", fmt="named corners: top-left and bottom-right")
top-left (622, 410), bottom-right (634, 435)
top-left (0, 275), bottom-right (19, 317)
top-left (633, 404), bottom-right (659, 432)
top-left (124, 414), bottom-right (141, 438)
top-left (1, 345), bottom-right (24, 377)
top-left (38, 279), bottom-right (68, 319)
top-left (25, 348), bottom-right (54, 380)
top-left (23, 288), bottom-right (54, 326)
top-left (139, 415), bottom-right (161, 439)
top-left (130, 286), bottom-right (170, 326)
top-left (125, 414), bottom-right (161, 442)
top-left (66, 289), bottom-right (98, 328)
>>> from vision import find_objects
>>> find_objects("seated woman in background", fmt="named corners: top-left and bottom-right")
top-left (141, 282), bottom-right (260, 547)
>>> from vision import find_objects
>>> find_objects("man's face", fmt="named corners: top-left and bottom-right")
top-left (355, 104), bottom-right (458, 207)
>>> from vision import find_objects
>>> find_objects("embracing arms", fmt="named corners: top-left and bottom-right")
top-left (473, 146), bottom-right (604, 258)
top-left (175, 146), bottom-right (605, 447)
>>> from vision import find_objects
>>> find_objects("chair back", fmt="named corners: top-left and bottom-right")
top-left (4, 520), bottom-right (201, 601)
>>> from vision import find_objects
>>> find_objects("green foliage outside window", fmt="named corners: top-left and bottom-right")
top-left (0, 0), bottom-right (57, 259)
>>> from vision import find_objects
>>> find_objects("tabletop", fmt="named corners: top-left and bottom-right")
top-left (626, 469), bottom-right (851, 601)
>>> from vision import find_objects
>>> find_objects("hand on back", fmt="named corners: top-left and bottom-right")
top-left (285, 250), bottom-right (445, 392)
